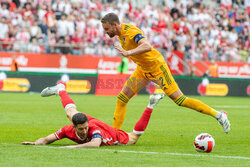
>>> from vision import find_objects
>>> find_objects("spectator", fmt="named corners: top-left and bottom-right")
top-left (95, 41), bottom-right (103, 56)
top-left (0, 33), bottom-right (14, 51)
top-left (22, 2), bottom-right (32, 20)
top-left (0, 3), bottom-right (10, 18)
top-left (27, 38), bottom-right (41, 53)
top-left (47, 31), bottom-right (56, 53)
top-left (10, 8), bottom-right (22, 26)
top-left (71, 29), bottom-right (83, 55)
top-left (228, 28), bottom-right (238, 43)
top-left (52, 0), bottom-right (71, 15)
top-left (21, 15), bottom-right (32, 28)
top-left (29, 19), bottom-right (42, 38)
top-left (0, 17), bottom-right (8, 40)
top-left (234, 21), bottom-right (244, 34)
top-left (7, 0), bottom-right (17, 12)
top-left (44, 5), bottom-right (56, 28)
top-left (55, 37), bottom-right (63, 54)
top-left (0, 0), bottom-right (247, 65)
top-left (84, 42), bottom-right (96, 55)
top-left (38, 18), bottom-right (49, 35)
top-left (37, 5), bottom-right (47, 21)
top-left (53, 3), bottom-right (62, 20)
top-left (13, 39), bottom-right (21, 52)
top-left (102, 44), bottom-right (112, 57)
top-left (56, 13), bottom-right (68, 37)
top-left (75, 15), bottom-right (86, 36)
top-left (61, 35), bottom-right (72, 54)
top-left (67, 14), bottom-right (75, 36)
top-left (11, 55), bottom-right (19, 71)
top-left (16, 26), bottom-right (30, 43)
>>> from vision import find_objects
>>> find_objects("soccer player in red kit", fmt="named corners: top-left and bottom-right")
top-left (22, 83), bottom-right (163, 148)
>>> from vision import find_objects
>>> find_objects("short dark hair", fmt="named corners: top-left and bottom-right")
top-left (101, 13), bottom-right (120, 24)
top-left (72, 113), bottom-right (88, 126)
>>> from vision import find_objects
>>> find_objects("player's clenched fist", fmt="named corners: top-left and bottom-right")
top-left (114, 44), bottom-right (130, 57)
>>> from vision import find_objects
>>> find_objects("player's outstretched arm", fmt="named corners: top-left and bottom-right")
top-left (64, 138), bottom-right (102, 148)
top-left (22, 134), bottom-right (57, 145)
top-left (114, 38), bottom-right (152, 57)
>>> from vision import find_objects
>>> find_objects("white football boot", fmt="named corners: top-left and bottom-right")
top-left (41, 83), bottom-right (65, 97)
top-left (216, 111), bottom-right (230, 133)
top-left (148, 94), bottom-right (164, 108)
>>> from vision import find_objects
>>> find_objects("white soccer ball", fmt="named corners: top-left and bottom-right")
top-left (194, 133), bottom-right (215, 153)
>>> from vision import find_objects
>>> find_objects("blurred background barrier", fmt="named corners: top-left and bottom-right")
top-left (1, 52), bottom-right (249, 78)
top-left (0, 71), bottom-right (97, 94)
top-left (1, 71), bottom-right (249, 97)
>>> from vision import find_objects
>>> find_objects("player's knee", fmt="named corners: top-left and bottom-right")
top-left (121, 86), bottom-right (135, 99)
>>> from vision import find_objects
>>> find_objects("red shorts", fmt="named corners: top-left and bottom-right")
top-left (116, 129), bottom-right (129, 145)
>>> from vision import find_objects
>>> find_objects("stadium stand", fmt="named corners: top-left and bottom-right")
top-left (0, 0), bottom-right (249, 63)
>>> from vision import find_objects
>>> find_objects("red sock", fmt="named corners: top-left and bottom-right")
top-left (59, 90), bottom-right (75, 109)
top-left (133, 107), bottom-right (153, 135)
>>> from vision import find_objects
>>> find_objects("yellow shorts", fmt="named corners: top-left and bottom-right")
top-left (124, 63), bottom-right (180, 96)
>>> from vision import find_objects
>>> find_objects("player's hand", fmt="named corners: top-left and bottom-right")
top-left (114, 44), bottom-right (130, 57)
top-left (22, 142), bottom-right (35, 145)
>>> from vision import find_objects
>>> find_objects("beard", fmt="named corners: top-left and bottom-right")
top-left (108, 33), bottom-right (115, 38)
top-left (79, 133), bottom-right (87, 140)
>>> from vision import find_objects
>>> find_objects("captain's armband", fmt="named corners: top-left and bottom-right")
top-left (133, 34), bottom-right (145, 44)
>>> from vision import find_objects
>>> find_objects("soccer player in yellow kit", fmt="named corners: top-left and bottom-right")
top-left (101, 13), bottom-right (230, 133)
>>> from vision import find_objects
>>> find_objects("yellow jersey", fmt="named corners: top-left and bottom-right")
top-left (118, 23), bottom-right (165, 72)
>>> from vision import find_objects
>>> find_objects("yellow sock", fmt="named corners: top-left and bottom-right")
top-left (174, 94), bottom-right (218, 117)
top-left (113, 92), bottom-right (129, 129)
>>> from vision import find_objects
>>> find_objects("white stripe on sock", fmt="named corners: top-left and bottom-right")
top-left (133, 130), bottom-right (144, 135)
top-left (65, 104), bottom-right (76, 110)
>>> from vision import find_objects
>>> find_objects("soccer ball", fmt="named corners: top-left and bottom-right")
top-left (194, 133), bottom-right (215, 153)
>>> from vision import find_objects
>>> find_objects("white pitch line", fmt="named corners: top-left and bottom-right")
top-left (1, 143), bottom-right (250, 160)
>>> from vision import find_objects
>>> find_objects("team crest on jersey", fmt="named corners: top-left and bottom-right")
top-left (57, 129), bottom-right (62, 134)
top-left (122, 37), bottom-right (126, 43)
top-left (124, 25), bottom-right (131, 30)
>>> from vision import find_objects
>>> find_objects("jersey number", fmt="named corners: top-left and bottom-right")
top-left (159, 77), bottom-right (166, 87)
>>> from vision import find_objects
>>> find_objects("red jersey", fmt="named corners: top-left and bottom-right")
top-left (54, 114), bottom-right (129, 146)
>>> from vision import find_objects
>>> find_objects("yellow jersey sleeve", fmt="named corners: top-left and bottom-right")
top-left (126, 27), bottom-right (145, 43)
top-left (119, 23), bottom-right (166, 72)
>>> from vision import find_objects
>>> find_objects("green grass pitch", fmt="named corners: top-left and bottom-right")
top-left (0, 93), bottom-right (250, 166)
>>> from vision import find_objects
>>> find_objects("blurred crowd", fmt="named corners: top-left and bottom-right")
top-left (0, 0), bottom-right (249, 63)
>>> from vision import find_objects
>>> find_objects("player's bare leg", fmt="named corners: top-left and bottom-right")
top-left (127, 94), bottom-right (164, 145)
top-left (63, 103), bottom-right (79, 122)
top-left (169, 89), bottom-right (230, 133)
top-left (126, 132), bottom-right (139, 145)
top-left (41, 82), bottom-right (80, 121)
